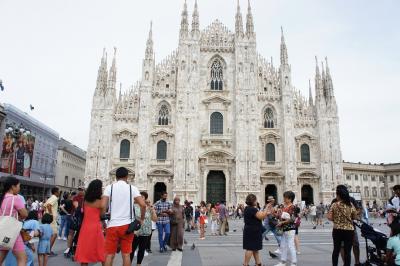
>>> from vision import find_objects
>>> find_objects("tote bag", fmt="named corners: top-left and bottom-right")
top-left (0, 196), bottom-right (23, 249)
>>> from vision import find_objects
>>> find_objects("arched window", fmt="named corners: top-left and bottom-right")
top-left (156, 140), bottom-right (167, 160)
top-left (210, 112), bottom-right (223, 135)
top-left (119, 139), bottom-right (130, 159)
top-left (265, 143), bottom-right (275, 162)
top-left (364, 186), bottom-right (370, 197)
top-left (158, 104), bottom-right (170, 126)
top-left (210, 60), bottom-right (223, 90)
top-left (372, 187), bottom-right (377, 197)
top-left (264, 108), bottom-right (274, 128)
top-left (300, 144), bottom-right (310, 163)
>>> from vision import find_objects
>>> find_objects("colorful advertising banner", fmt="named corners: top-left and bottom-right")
top-left (0, 131), bottom-right (35, 177)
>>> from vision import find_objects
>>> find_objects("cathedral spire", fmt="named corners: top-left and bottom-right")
top-left (96, 48), bottom-right (108, 93)
top-left (245, 0), bottom-right (254, 37)
top-left (309, 79), bottom-right (313, 106)
top-left (118, 82), bottom-right (122, 102)
top-left (191, 0), bottom-right (200, 36)
top-left (145, 22), bottom-right (153, 60)
top-left (315, 56), bottom-right (320, 78)
top-left (280, 27), bottom-right (288, 66)
top-left (314, 56), bottom-right (322, 99)
top-left (180, 0), bottom-right (189, 39)
top-left (325, 56), bottom-right (334, 98)
top-left (108, 47), bottom-right (117, 93)
top-left (235, 0), bottom-right (244, 38)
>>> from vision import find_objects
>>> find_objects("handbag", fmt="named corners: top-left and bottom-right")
top-left (0, 196), bottom-right (23, 249)
top-left (170, 214), bottom-right (178, 225)
top-left (20, 229), bottom-right (32, 242)
top-left (125, 185), bottom-right (141, 234)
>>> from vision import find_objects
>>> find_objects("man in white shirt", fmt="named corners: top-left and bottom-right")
top-left (102, 167), bottom-right (146, 266)
top-left (386, 185), bottom-right (400, 225)
top-left (31, 200), bottom-right (39, 211)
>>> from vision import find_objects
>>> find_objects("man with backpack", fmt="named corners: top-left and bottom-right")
top-left (184, 200), bottom-right (193, 232)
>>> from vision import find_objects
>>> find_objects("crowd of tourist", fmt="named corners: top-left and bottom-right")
top-left (0, 169), bottom-right (399, 266)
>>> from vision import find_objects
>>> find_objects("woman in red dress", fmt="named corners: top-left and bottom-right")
top-left (75, 179), bottom-right (105, 266)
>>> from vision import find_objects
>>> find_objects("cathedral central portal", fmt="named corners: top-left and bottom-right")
top-left (206, 170), bottom-right (226, 203)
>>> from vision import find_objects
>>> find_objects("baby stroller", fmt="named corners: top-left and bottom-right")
top-left (354, 220), bottom-right (388, 266)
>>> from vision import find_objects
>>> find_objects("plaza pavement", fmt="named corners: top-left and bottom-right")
top-left (37, 217), bottom-right (389, 266)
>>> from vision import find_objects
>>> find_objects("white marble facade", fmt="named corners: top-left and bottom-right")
top-left (84, 1), bottom-right (343, 206)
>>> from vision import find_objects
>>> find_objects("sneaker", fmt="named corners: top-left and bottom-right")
top-left (163, 246), bottom-right (168, 252)
top-left (144, 251), bottom-right (149, 256)
top-left (274, 262), bottom-right (286, 266)
top-left (49, 251), bottom-right (58, 257)
top-left (159, 248), bottom-right (164, 253)
top-left (62, 237), bottom-right (67, 241)
top-left (146, 249), bottom-right (152, 253)
top-left (274, 248), bottom-right (281, 254)
top-left (296, 251), bottom-right (301, 255)
top-left (63, 248), bottom-right (70, 254)
top-left (57, 236), bottom-right (62, 240)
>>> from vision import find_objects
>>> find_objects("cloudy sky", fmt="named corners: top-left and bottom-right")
top-left (0, 0), bottom-right (399, 163)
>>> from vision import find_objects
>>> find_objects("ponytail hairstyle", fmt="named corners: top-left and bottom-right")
top-left (336, 185), bottom-right (351, 206)
top-left (0, 176), bottom-right (20, 206)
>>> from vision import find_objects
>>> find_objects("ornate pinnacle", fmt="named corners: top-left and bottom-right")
top-left (191, 0), bottom-right (200, 35)
top-left (145, 21), bottom-right (153, 60)
top-left (280, 27), bottom-right (288, 66)
top-left (235, 0), bottom-right (244, 37)
top-left (245, 0), bottom-right (254, 37)
top-left (180, 0), bottom-right (189, 38)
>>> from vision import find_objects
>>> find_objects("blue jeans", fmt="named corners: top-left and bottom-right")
top-left (4, 245), bottom-right (33, 266)
top-left (58, 215), bottom-right (71, 237)
top-left (156, 223), bottom-right (170, 249)
top-left (262, 222), bottom-right (282, 246)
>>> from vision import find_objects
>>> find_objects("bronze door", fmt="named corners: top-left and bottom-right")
top-left (206, 171), bottom-right (226, 203)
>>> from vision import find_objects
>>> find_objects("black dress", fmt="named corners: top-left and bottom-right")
top-left (243, 206), bottom-right (262, 251)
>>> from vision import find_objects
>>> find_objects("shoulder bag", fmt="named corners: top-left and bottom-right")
top-left (125, 185), bottom-right (141, 234)
top-left (0, 196), bottom-right (23, 249)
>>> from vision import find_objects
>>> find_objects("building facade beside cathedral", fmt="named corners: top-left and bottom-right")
top-left (84, 1), bottom-right (344, 205)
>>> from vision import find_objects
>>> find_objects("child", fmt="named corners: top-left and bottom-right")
top-left (387, 222), bottom-right (400, 266)
top-left (38, 213), bottom-right (53, 266)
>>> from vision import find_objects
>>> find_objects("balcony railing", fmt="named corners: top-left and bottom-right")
top-left (260, 161), bottom-right (282, 169)
top-left (112, 158), bottom-right (135, 167)
top-left (150, 159), bottom-right (173, 167)
top-left (201, 134), bottom-right (233, 147)
top-left (296, 162), bottom-right (317, 169)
